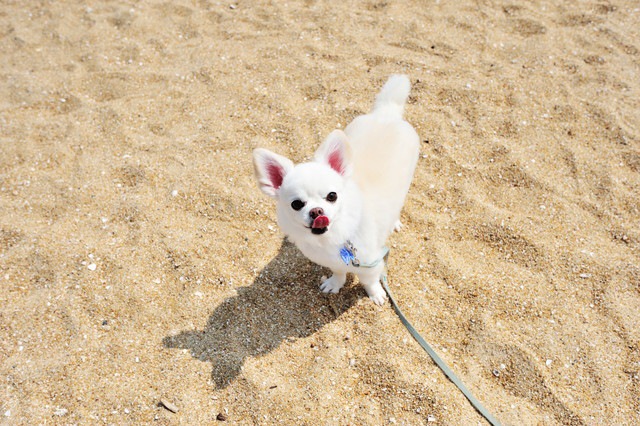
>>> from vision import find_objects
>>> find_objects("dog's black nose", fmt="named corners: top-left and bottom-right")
top-left (309, 207), bottom-right (324, 219)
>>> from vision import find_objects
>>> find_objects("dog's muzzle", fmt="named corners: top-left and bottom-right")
top-left (310, 215), bottom-right (329, 234)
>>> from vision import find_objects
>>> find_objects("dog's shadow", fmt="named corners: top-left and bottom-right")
top-left (162, 238), bottom-right (363, 388)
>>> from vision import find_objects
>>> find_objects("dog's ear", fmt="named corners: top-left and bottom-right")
top-left (252, 148), bottom-right (294, 198)
top-left (314, 130), bottom-right (352, 177)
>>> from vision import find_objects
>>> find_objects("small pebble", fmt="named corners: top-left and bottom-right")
top-left (216, 412), bottom-right (227, 421)
top-left (160, 399), bottom-right (179, 413)
top-left (53, 408), bottom-right (68, 417)
top-left (87, 263), bottom-right (97, 271)
top-left (492, 369), bottom-right (500, 377)
top-left (427, 414), bottom-right (436, 422)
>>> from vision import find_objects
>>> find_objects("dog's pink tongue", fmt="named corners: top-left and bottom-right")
top-left (312, 215), bottom-right (330, 229)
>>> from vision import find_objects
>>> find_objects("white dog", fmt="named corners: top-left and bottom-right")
top-left (253, 75), bottom-right (419, 304)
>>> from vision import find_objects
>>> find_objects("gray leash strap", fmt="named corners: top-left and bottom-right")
top-left (357, 248), bottom-right (502, 426)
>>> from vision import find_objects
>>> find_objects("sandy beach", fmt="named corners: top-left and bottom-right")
top-left (1, 0), bottom-right (639, 424)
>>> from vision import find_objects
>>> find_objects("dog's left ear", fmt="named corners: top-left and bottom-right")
top-left (253, 148), bottom-right (294, 198)
top-left (314, 130), bottom-right (352, 177)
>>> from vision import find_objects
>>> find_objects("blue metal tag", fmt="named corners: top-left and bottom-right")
top-left (340, 240), bottom-right (359, 266)
top-left (340, 247), bottom-right (355, 265)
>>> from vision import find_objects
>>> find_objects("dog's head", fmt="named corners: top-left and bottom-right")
top-left (253, 130), bottom-right (357, 243)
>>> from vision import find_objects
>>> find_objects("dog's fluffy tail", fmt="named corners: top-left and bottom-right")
top-left (372, 74), bottom-right (411, 119)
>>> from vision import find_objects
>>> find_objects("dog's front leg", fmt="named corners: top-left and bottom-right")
top-left (357, 266), bottom-right (387, 305)
top-left (320, 272), bottom-right (347, 294)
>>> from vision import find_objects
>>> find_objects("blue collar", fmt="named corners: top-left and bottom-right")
top-left (340, 240), bottom-right (389, 268)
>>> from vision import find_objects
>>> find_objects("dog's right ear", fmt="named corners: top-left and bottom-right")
top-left (252, 148), bottom-right (294, 198)
top-left (314, 130), bottom-right (352, 177)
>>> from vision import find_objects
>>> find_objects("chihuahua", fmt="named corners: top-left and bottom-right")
top-left (253, 75), bottom-right (419, 304)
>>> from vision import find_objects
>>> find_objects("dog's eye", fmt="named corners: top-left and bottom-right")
top-left (326, 192), bottom-right (337, 202)
top-left (291, 199), bottom-right (306, 211)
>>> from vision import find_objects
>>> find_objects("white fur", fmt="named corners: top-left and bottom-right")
top-left (253, 75), bottom-right (419, 305)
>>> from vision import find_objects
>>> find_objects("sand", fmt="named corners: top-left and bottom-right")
top-left (1, 0), bottom-right (639, 424)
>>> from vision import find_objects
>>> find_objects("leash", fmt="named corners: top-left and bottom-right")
top-left (353, 246), bottom-right (502, 426)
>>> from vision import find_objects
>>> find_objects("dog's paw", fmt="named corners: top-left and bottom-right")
top-left (364, 282), bottom-right (388, 305)
top-left (320, 275), bottom-right (345, 294)
top-left (368, 289), bottom-right (388, 306)
top-left (393, 220), bottom-right (403, 232)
